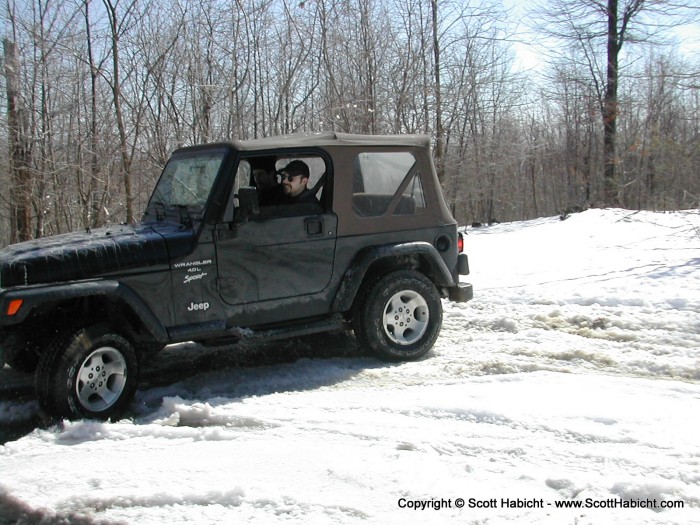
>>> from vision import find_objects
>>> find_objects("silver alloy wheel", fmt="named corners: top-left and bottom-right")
top-left (382, 290), bottom-right (429, 345)
top-left (75, 346), bottom-right (127, 411)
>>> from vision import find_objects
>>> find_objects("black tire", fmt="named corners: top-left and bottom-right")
top-left (35, 324), bottom-right (138, 420)
top-left (353, 270), bottom-right (442, 361)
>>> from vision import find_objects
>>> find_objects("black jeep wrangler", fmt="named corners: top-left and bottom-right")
top-left (0, 133), bottom-right (472, 420)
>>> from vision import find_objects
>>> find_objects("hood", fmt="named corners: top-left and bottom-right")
top-left (0, 222), bottom-right (190, 288)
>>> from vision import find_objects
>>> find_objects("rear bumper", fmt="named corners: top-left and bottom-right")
top-left (448, 283), bottom-right (473, 302)
top-left (446, 253), bottom-right (473, 302)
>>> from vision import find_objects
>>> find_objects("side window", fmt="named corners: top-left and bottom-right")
top-left (352, 152), bottom-right (425, 217)
top-left (235, 160), bottom-right (251, 192)
top-left (222, 160), bottom-right (250, 222)
top-left (223, 154), bottom-right (328, 222)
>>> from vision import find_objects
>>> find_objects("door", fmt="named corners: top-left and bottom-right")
top-left (214, 152), bottom-right (336, 324)
top-left (215, 211), bottom-right (337, 306)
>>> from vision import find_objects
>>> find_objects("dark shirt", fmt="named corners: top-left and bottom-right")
top-left (282, 189), bottom-right (320, 206)
top-left (258, 185), bottom-right (284, 206)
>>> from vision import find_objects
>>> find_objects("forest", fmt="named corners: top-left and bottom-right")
top-left (1, 0), bottom-right (699, 247)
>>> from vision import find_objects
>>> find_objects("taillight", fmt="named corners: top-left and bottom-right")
top-left (458, 232), bottom-right (464, 253)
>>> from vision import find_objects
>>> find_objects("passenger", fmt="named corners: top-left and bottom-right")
top-left (278, 160), bottom-right (319, 205)
top-left (252, 157), bottom-right (284, 206)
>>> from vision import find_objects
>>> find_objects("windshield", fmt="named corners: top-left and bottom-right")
top-left (145, 149), bottom-right (227, 222)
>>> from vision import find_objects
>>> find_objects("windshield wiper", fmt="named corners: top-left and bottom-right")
top-left (174, 204), bottom-right (200, 228)
top-left (146, 200), bottom-right (202, 227)
top-left (143, 201), bottom-right (166, 221)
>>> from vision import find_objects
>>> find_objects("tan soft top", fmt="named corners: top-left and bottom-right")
top-left (231, 132), bottom-right (431, 151)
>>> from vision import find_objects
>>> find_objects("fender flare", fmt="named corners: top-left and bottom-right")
top-left (332, 241), bottom-right (455, 313)
top-left (0, 280), bottom-right (169, 343)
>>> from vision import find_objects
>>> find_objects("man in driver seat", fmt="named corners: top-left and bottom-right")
top-left (278, 160), bottom-right (319, 205)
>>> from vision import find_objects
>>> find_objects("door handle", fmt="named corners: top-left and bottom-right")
top-left (305, 217), bottom-right (323, 236)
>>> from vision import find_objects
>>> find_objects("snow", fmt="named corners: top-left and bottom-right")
top-left (1, 208), bottom-right (699, 524)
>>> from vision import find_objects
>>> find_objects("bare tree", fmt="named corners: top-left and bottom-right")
top-left (620, 50), bottom-right (700, 209)
top-left (3, 36), bottom-right (32, 242)
top-left (531, 0), bottom-right (699, 207)
top-left (102, 0), bottom-right (140, 223)
top-left (430, 0), bottom-right (444, 182)
top-left (1, 0), bottom-right (698, 249)
top-left (319, 0), bottom-right (386, 133)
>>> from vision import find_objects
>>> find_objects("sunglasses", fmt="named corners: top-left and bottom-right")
top-left (278, 172), bottom-right (303, 182)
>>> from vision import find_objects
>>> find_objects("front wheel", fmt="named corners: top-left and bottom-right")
top-left (354, 270), bottom-right (442, 361)
top-left (35, 325), bottom-right (138, 420)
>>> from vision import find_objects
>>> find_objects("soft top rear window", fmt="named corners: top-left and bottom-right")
top-left (352, 151), bottom-right (425, 217)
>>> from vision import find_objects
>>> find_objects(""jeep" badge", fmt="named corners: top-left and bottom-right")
top-left (187, 302), bottom-right (210, 312)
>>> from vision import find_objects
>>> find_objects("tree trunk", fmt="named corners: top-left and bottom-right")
top-left (603, 0), bottom-right (620, 206)
top-left (431, 0), bottom-right (445, 184)
top-left (3, 38), bottom-right (33, 242)
top-left (104, 0), bottom-right (135, 224)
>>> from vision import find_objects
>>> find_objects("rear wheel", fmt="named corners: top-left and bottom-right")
top-left (354, 270), bottom-right (442, 361)
top-left (35, 324), bottom-right (138, 420)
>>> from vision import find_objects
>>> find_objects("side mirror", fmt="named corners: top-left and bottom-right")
top-left (236, 186), bottom-right (260, 222)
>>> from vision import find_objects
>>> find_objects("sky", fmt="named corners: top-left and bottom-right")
top-left (1, 207), bottom-right (699, 524)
